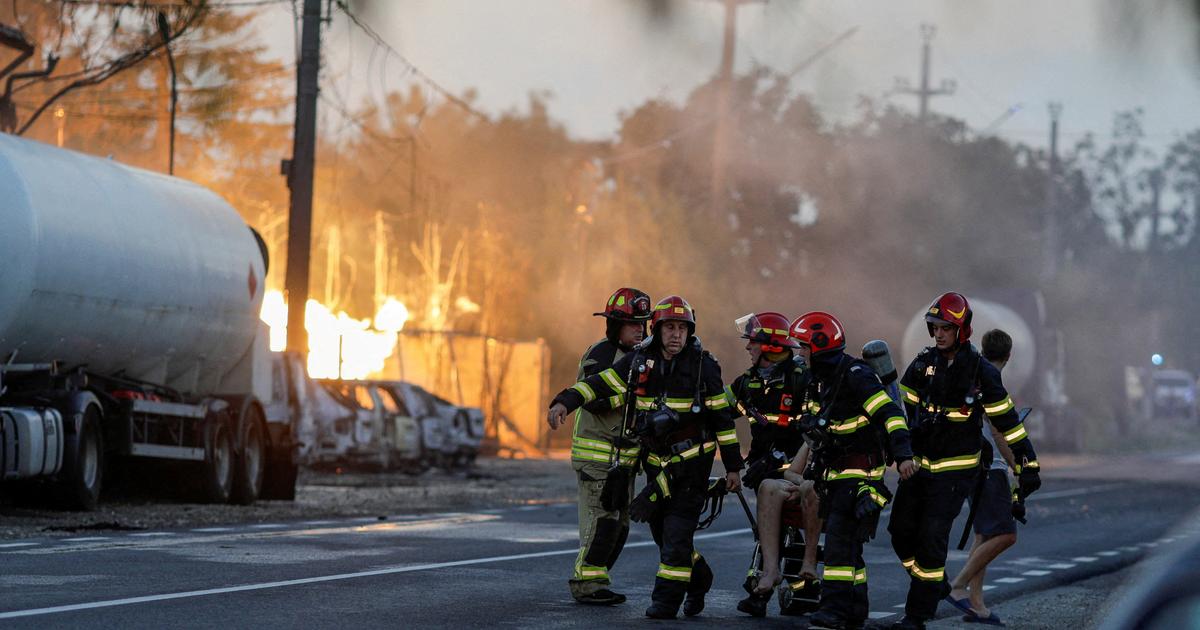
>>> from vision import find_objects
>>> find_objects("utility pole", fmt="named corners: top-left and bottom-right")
top-left (1042, 102), bottom-right (1062, 281)
top-left (709, 0), bottom-right (759, 222)
top-left (894, 23), bottom-right (956, 122)
top-left (1147, 167), bottom-right (1164, 255)
top-left (156, 12), bottom-right (178, 176)
top-left (283, 0), bottom-right (323, 358)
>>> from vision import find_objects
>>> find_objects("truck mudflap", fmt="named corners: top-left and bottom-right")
top-left (0, 408), bottom-right (65, 480)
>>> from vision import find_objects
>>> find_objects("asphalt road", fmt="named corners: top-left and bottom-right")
top-left (3, 473), bottom-right (1200, 629)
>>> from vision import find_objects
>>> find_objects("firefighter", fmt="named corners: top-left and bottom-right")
top-left (547, 295), bottom-right (743, 619)
top-left (546, 287), bottom-right (652, 605)
top-left (788, 311), bottom-right (916, 630)
top-left (726, 312), bottom-right (822, 616)
top-left (888, 293), bottom-right (1041, 630)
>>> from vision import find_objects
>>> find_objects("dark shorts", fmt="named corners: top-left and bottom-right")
top-left (970, 469), bottom-right (1016, 536)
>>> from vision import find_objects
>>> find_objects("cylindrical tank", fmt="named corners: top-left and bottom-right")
top-left (0, 135), bottom-right (265, 393)
top-left (901, 297), bottom-right (1036, 399)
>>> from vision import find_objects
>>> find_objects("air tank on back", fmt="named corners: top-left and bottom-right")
top-left (0, 134), bottom-right (266, 394)
top-left (901, 297), bottom-right (1036, 400)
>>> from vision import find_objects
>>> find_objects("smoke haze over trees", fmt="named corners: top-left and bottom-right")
top-left (3, 2), bottom-right (1198, 449)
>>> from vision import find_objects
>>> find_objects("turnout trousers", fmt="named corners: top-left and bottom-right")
top-left (887, 469), bottom-right (973, 621)
top-left (645, 453), bottom-right (715, 611)
top-left (816, 479), bottom-right (873, 625)
top-left (569, 468), bottom-right (635, 599)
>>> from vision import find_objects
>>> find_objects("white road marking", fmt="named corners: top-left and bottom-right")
top-left (1158, 538), bottom-right (1175, 544)
top-left (1139, 542), bottom-right (1158, 548)
top-left (0, 543), bottom-right (39, 549)
top-left (62, 537), bottom-right (110, 542)
top-left (894, 604), bottom-right (907, 609)
top-left (1096, 551), bottom-right (1119, 557)
top-left (298, 521), bottom-right (334, 526)
top-left (869, 612), bottom-right (895, 619)
top-left (0, 528), bottom-right (753, 619)
top-left (1119, 546), bottom-right (1140, 552)
top-left (248, 524), bottom-right (285, 529)
top-left (1022, 570), bottom-right (1051, 576)
top-left (128, 533), bottom-right (173, 538)
top-left (479, 509), bottom-right (503, 514)
top-left (994, 577), bottom-right (1025, 584)
top-left (192, 528), bottom-right (233, 533)
top-left (1071, 556), bottom-right (1097, 563)
top-left (1046, 563), bottom-right (1076, 570)
top-left (982, 585), bottom-right (996, 591)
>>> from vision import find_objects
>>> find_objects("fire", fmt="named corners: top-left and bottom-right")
top-left (259, 289), bottom-right (409, 379)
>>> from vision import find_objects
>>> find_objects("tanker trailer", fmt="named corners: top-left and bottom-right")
top-left (0, 134), bottom-right (297, 509)
top-left (901, 291), bottom-right (1074, 450)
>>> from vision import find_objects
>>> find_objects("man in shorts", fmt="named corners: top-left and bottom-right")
top-left (945, 329), bottom-right (1020, 626)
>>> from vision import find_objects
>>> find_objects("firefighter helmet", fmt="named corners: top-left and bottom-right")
top-left (789, 311), bottom-right (846, 355)
top-left (594, 287), bottom-right (652, 322)
top-left (735, 312), bottom-right (799, 351)
top-left (651, 295), bottom-right (696, 334)
top-left (925, 291), bottom-right (972, 344)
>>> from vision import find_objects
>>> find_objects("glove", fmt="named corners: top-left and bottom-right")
top-left (853, 484), bottom-right (889, 543)
top-left (600, 466), bottom-right (630, 512)
top-left (628, 485), bottom-right (659, 523)
top-left (741, 458), bottom-right (769, 491)
top-left (1018, 466), bottom-right (1041, 499)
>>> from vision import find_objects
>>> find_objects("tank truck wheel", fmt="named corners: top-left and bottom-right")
top-left (202, 419), bottom-right (235, 504)
top-left (231, 405), bottom-right (266, 505)
top-left (59, 407), bottom-right (104, 511)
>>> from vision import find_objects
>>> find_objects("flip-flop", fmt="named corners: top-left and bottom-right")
top-left (963, 612), bottom-right (1006, 626)
top-left (944, 595), bottom-right (975, 616)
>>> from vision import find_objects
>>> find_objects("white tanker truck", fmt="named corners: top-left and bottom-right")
top-left (0, 134), bottom-right (298, 509)
top-left (901, 291), bottom-right (1076, 450)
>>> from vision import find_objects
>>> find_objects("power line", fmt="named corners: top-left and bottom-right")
top-left (332, 0), bottom-right (489, 122)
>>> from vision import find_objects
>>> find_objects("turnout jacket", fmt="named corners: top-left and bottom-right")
top-left (811, 354), bottom-right (913, 482)
top-left (552, 338), bottom-right (744, 472)
top-left (729, 357), bottom-right (811, 468)
top-left (570, 339), bottom-right (638, 475)
top-left (898, 343), bottom-right (1038, 475)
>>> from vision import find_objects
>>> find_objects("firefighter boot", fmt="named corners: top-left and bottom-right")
top-left (683, 556), bottom-right (714, 617)
top-left (575, 589), bottom-right (626, 605)
top-left (645, 601), bottom-right (677, 620)
top-left (809, 608), bottom-right (864, 630)
top-left (736, 592), bottom-right (770, 617)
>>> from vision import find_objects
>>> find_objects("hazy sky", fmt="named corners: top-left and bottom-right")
top-left (255, 0), bottom-right (1200, 150)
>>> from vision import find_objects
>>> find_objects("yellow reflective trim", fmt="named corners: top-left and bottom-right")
top-left (984, 396), bottom-right (1015, 415)
top-left (608, 394), bottom-right (624, 407)
top-left (900, 385), bottom-right (920, 404)
top-left (825, 465), bottom-right (886, 481)
top-left (1003, 423), bottom-right (1028, 444)
top-left (823, 566), bottom-right (855, 581)
top-left (573, 437), bottom-right (613, 452)
top-left (572, 382), bottom-right (597, 403)
top-left (599, 369), bottom-right (627, 394)
top-left (854, 567), bottom-right (867, 585)
top-left (575, 565), bottom-right (609, 580)
top-left (901, 557), bottom-right (915, 570)
top-left (864, 390), bottom-right (890, 415)
top-left (716, 429), bottom-right (738, 446)
top-left (706, 393), bottom-right (731, 410)
top-left (945, 409), bottom-right (971, 421)
top-left (657, 564), bottom-right (692, 581)
top-left (829, 415), bottom-right (870, 434)
top-left (911, 562), bottom-right (944, 581)
top-left (885, 416), bottom-right (908, 433)
top-left (915, 451), bottom-right (981, 473)
top-left (860, 485), bottom-right (888, 507)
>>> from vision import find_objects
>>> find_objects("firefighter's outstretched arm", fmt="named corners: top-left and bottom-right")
top-left (547, 353), bottom-right (635, 430)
